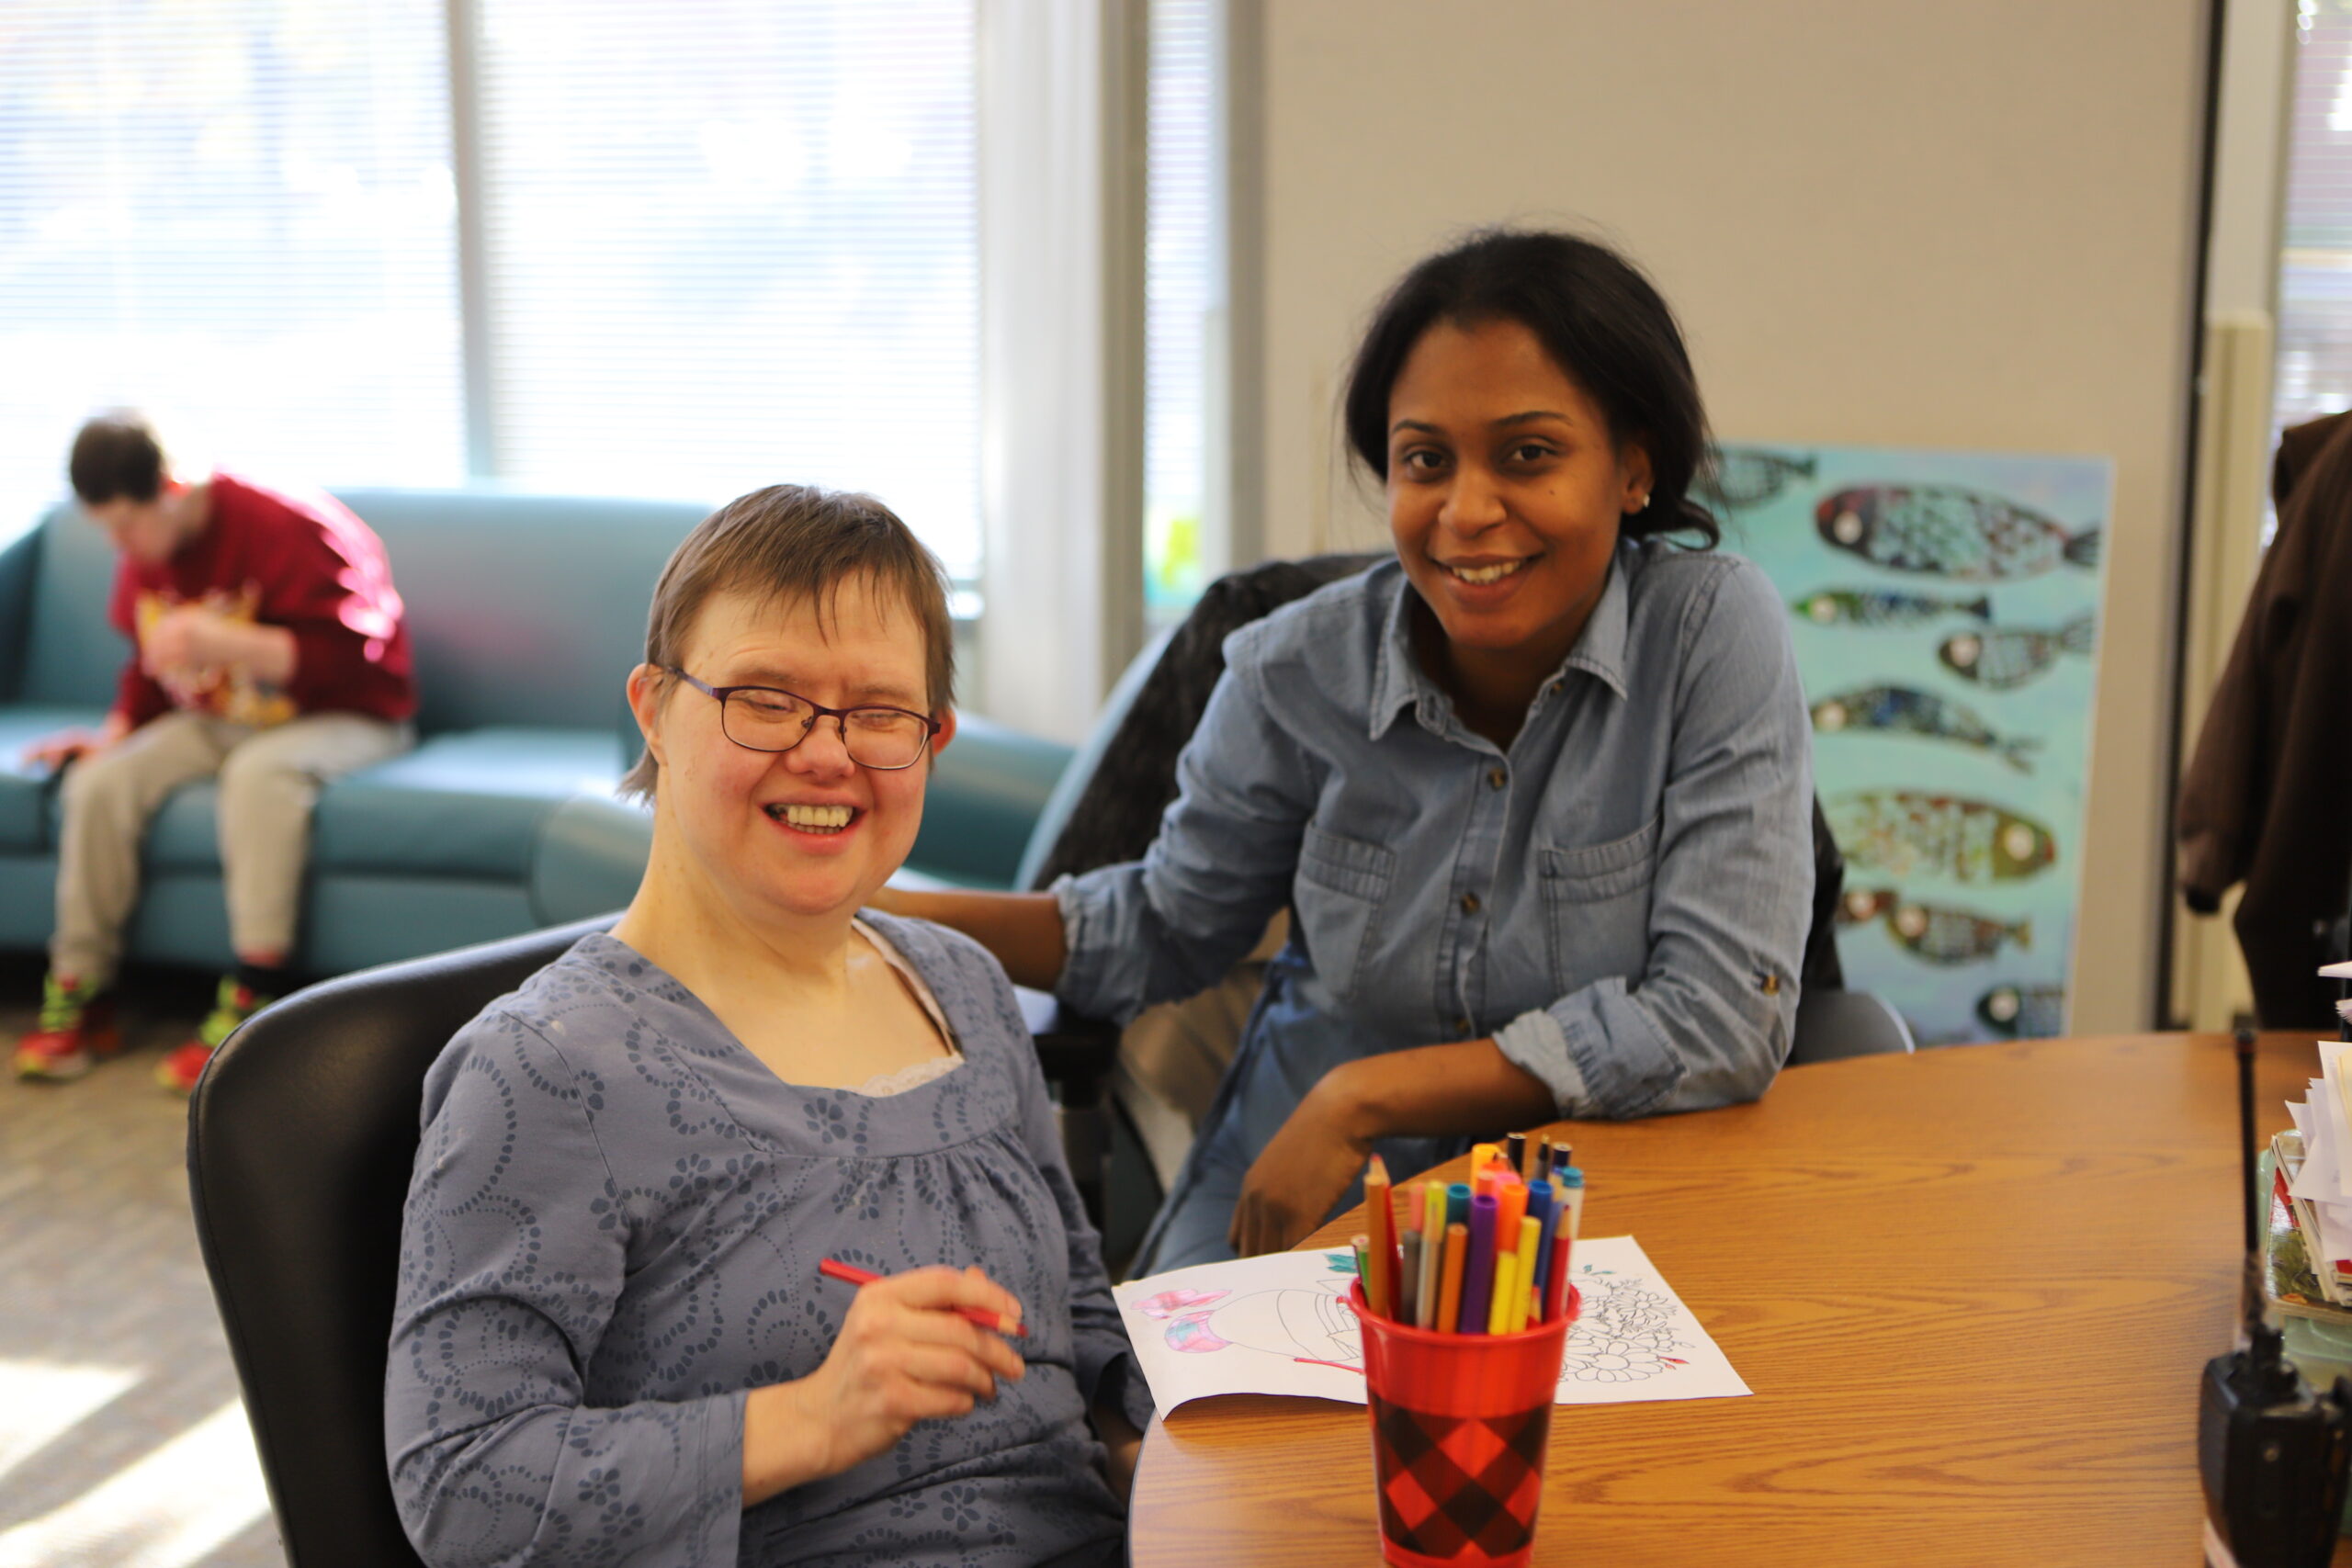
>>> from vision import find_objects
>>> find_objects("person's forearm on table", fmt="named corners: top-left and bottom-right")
top-left (1316, 1040), bottom-right (1560, 1146)
top-left (874, 887), bottom-right (1067, 991)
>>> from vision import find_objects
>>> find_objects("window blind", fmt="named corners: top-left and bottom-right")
top-left (0, 0), bottom-right (465, 530)
top-left (470, 0), bottom-right (980, 577)
top-left (2277, 5), bottom-right (2352, 433)
top-left (1145, 0), bottom-right (1213, 621)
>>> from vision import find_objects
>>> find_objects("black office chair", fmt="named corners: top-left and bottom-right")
top-left (186, 913), bottom-right (1122, 1566)
top-left (187, 918), bottom-right (614, 1568)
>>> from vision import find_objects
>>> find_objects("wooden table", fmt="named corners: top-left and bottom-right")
top-left (1128, 1032), bottom-right (2352, 1566)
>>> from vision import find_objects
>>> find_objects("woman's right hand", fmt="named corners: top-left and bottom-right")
top-left (742, 1266), bottom-right (1026, 1505)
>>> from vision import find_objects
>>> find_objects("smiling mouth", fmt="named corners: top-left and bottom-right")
top-left (767, 803), bottom-right (859, 834)
top-left (1438, 558), bottom-right (1531, 586)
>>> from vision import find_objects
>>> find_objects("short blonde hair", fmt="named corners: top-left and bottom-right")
top-left (620, 485), bottom-right (954, 801)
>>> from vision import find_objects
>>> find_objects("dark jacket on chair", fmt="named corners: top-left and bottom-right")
top-left (2178, 410), bottom-right (2352, 1027)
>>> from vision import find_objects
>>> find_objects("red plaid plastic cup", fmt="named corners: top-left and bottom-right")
top-left (1351, 1280), bottom-right (1579, 1568)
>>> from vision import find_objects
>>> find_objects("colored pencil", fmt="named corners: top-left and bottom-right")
top-left (1460, 1190), bottom-right (1498, 1334)
top-left (1351, 1233), bottom-right (1372, 1292)
top-left (1509, 1214), bottom-right (1543, 1333)
top-left (1436, 1222), bottom-right (1469, 1332)
top-left (1416, 1181), bottom-right (1447, 1328)
top-left (1397, 1192), bottom-right (1423, 1327)
top-left (1363, 1156), bottom-right (1395, 1319)
top-left (1487, 1248), bottom-right (1521, 1335)
top-left (818, 1258), bottom-right (1028, 1337)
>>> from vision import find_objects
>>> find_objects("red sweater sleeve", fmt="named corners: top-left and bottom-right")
top-left (230, 482), bottom-right (415, 722)
top-left (106, 559), bottom-right (170, 728)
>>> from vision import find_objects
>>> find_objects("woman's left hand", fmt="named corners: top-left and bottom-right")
top-left (1228, 1085), bottom-right (1372, 1257)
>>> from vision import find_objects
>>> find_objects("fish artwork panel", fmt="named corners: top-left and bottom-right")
top-left (1809, 684), bottom-right (2041, 773)
top-left (1826, 791), bottom-right (2058, 883)
top-left (1698, 448), bottom-right (1818, 511)
top-left (1938, 615), bottom-right (2097, 691)
top-left (1976, 983), bottom-right (2066, 1038)
top-left (1815, 486), bottom-right (2101, 581)
top-left (1791, 588), bottom-right (1993, 628)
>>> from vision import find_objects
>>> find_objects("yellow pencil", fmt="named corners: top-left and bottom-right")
top-left (1436, 1222), bottom-right (1468, 1333)
top-left (1509, 1214), bottom-right (1543, 1333)
top-left (1487, 1249), bottom-right (1520, 1335)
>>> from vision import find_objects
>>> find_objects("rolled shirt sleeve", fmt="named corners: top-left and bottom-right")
top-left (386, 1010), bottom-right (744, 1568)
top-left (1493, 559), bottom-right (1814, 1119)
top-left (1054, 637), bottom-right (1316, 1028)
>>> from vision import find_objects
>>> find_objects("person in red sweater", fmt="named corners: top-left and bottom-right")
top-left (14, 412), bottom-right (417, 1091)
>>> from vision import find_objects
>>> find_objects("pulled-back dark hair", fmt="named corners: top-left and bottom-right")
top-left (68, 411), bottom-right (168, 505)
top-left (1342, 229), bottom-right (1720, 548)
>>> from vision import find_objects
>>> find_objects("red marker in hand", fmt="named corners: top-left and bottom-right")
top-left (819, 1258), bottom-right (1029, 1337)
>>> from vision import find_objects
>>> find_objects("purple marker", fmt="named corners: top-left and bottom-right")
top-left (1459, 1190), bottom-right (1498, 1335)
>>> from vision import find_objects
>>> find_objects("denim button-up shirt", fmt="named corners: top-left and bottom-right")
top-left (1056, 544), bottom-right (1812, 1261)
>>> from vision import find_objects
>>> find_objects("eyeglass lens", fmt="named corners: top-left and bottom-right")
top-left (723, 689), bottom-right (929, 768)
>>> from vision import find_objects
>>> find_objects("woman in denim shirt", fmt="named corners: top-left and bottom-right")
top-left (894, 230), bottom-right (1813, 1270)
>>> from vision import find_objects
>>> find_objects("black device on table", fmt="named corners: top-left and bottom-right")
top-left (2199, 1029), bottom-right (2352, 1567)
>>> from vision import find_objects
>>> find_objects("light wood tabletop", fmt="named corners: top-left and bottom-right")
top-left (1127, 1032), bottom-right (2352, 1567)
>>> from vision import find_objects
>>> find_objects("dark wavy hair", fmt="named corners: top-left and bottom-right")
top-left (1342, 228), bottom-right (1720, 548)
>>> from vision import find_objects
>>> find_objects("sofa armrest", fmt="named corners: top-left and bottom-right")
top-left (0, 516), bottom-right (42, 702)
top-left (527, 792), bottom-right (654, 926)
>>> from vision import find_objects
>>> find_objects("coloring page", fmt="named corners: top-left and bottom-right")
top-left (1113, 1235), bottom-right (1749, 1415)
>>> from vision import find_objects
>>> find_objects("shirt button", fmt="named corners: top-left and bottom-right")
top-left (1456, 1015), bottom-right (1475, 1035)
top-left (1487, 767), bottom-right (1507, 790)
top-left (1461, 892), bottom-right (1481, 915)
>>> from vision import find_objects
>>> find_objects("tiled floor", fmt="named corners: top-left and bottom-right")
top-left (0, 955), bottom-right (286, 1568)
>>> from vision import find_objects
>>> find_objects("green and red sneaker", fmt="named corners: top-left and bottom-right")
top-left (13, 974), bottom-right (122, 1082)
top-left (156, 976), bottom-right (274, 1095)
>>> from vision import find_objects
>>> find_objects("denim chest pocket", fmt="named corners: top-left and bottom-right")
top-left (1294, 823), bottom-right (1398, 1004)
top-left (1538, 814), bottom-right (1660, 991)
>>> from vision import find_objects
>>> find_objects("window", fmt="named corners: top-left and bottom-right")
top-left (470, 0), bottom-right (980, 577)
top-left (2277, 1), bottom-right (2352, 437)
top-left (0, 1), bottom-right (981, 581)
top-left (1144, 0), bottom-right (1215, 625)
top-left (0, 0), bottom-right (465, 531)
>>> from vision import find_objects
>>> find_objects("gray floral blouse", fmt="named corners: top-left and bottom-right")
top-left (385, 916), bottom-right (1150, 1568)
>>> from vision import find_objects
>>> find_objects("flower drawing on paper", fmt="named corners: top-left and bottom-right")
top-left (1560, 1269), bottom-right (1688, 1384)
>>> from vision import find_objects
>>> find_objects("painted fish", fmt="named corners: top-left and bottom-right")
top-left (1815, 486), bottom-right (2102, 581)
top-left (1938, 615), bottom-right (2097, 691)
top-left (1809, 684), bottom-right (2041, 773)
top-left (1883, 899), bottom-right (2031, 964)
top-left (1698, 448), bottom-right (1817, 510)
top-left (1791, 588), bottom-right (1993, 628)
top-left (1826, 791), bottom-right (2057, 883)
top-left (1976, 983), bottom-right (2066, 1038)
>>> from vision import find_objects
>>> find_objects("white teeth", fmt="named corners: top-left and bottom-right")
top-left (778, 804), bottom-right (854, 832)
top-left (1446, 559), bottom-right (1526, 585)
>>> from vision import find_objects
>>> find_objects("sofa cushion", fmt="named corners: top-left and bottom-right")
top-left (0, 705), bottom-right (106, 851)
top-left (311, 728), bottom-right (626, 879)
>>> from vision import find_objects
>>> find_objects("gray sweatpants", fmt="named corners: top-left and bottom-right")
top-left (51, 710), bottom-right (412, 987)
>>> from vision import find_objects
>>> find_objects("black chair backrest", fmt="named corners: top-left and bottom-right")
top-left (186, 917), bottom-right (615, 1568)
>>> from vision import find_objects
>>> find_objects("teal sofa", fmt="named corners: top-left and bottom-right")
top-left (0, 490), bottom-right (1070, 978)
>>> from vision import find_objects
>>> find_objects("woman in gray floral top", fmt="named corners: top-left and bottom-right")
top-left (386, 487), bottom-right (1150, 1568)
